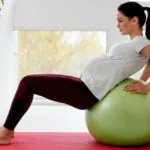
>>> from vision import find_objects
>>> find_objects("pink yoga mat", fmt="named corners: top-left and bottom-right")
top-left (1, 133), bottom-right (150, 150)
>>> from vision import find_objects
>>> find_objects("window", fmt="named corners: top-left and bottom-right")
top-left (15, 31), bottom-right (107, 105)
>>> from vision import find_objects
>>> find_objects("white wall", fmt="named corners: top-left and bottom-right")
top-left (0, 0), bottom-right (89, 132)
top-left (0, 0), bottom-right (16, 124)
top-left (0, 0), bottom-right (146, 132)
top-left (13, 0), bottom-right (128, 49)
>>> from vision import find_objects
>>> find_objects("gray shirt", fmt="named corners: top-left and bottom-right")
top-left (80, 36), bottom-right (150, 100)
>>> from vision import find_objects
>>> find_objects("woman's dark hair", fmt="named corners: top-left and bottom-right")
top-left (118, 2), bottom-right (150, 40)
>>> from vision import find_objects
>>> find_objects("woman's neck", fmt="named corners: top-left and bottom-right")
top-left (129, 32), bottom-right (143, 40)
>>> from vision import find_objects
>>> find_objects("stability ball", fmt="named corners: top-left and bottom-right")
top-left (86, 78), bottom-right (150, 146)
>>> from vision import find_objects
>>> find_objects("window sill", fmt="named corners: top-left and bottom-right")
top-left (32, 96), bottom-right (65, 106)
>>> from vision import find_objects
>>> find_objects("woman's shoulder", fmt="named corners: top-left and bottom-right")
top-left (131, 36), bottom-right (150, 43)
top-left (110, 36), bottom-right (150, 50)
top-left (130, 36), bottom-right (150, 53)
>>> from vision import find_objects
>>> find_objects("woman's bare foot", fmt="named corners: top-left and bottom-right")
top-left (0, 127), bottom-right (14, 144)
top-left (12, 131), bottom-right (15, 138)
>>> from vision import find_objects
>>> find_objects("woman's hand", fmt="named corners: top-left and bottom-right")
top-left (123, 81), bottom-right (149, 94)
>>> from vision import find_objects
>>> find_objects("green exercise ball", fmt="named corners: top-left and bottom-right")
top-left (86, 78), bottom-right (150, 146)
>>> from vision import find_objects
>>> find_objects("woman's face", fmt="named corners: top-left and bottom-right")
top-left (117, 11), bottom-right (137, 35)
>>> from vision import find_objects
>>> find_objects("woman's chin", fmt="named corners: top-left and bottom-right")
top-left (120, 32), bottom-right (126, 35)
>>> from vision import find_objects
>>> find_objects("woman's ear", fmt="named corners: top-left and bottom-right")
top-left (132, 16), bottom-right (139, 25)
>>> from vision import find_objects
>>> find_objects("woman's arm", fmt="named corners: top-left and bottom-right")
top-left (147, 83), bottom-right (150, 92)
top-left (123, 59), bottom-right (150, 93)
top-left (123, 46), bottom-right (150, 93)
top-left (140, 58), bottom-right (150, 82)
top-left (140, 45), bottom-right (150, 57)
top-left (124, 82), bottom-right (150, 93)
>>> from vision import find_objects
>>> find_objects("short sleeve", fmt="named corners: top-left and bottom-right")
top-left (133, 37), bottom-right (150, 53)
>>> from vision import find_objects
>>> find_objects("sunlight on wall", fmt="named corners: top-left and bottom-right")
top-left (17, 31), bottom-right (106, 82)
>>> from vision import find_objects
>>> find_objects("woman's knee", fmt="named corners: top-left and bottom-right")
top-left (19, 75), bottom-right (33, 87)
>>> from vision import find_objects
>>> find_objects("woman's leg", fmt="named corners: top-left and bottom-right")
top-left (0, 74), bottom-right (98, 144)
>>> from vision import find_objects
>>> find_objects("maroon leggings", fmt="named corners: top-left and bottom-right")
top-left (3, 74), bottom-right (98, 130)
